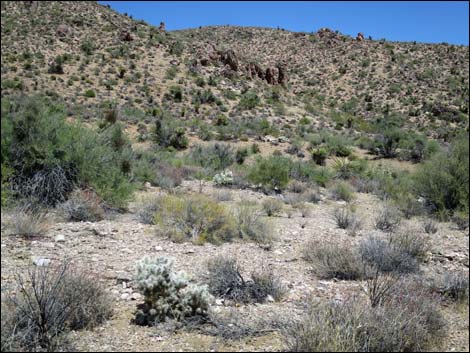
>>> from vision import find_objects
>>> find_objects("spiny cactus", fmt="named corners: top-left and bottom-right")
top-left (134, 257), bottom-right (211, 325)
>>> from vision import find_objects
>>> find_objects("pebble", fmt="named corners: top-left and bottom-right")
top-left (120, 293), bottom-right (129, 300)
top-left (33, 257), bottom-right (51, 267)
top-left (154, 246), bottom-right (163, 251)
top-left (55, 234), bottom-right (65, 242)
top-left (131, 293), bottom-right (142, 300)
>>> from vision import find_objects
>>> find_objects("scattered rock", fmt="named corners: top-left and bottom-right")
top-left (120, 293), bottom-right (130, 301)
top-left (154, 245), bottom-right (163, 251)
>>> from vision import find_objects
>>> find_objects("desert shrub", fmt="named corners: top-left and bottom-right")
top-left (374, 205), bottom-right (402, 232)
top-left (434, 271), bottom-right (469, 303)
top-left (311, 147), bottom-right (328, 166)
top-left (238, 90), bottom-right (260, 110)
top-left (262, 197), bottom-right (283, 216)
top-left (294, 202), bottom-right (312, 218)
top-left (189, 143), bottom-right (235, 171)
top-left (155, 194), bottom-right (236, 244)
top-left (375, 127), bottom-right (401, 158)
top-left (333, 208), bottom-right (361, 234)
top-left (136, 195), bottom-right (161, 225)
top-left (248, 155), bottom-right (291, 191)
top-left (60, 188), bottom-right (104, 222)
top-left (423, 218), bottom-right (439, 234)
top-left (389, 231), bottom-right (430, 261)
top-left (133, 257), bottom-right (210, 326)
top-left (84, 89), bottom-right (96, 98)
top-left (303, 241), bottom-right (365, 280)
top-left (206, 257), bottom-right (285, 304)
top-left (332, 158), bottom-right (367, 180)
top-left (2, 96), bottom-right (133, 207)
top-left (330, 181), bottom-right (354, 202)
top-left (9, 203), bottom-right (48, 237)
top-left (359, 236), bottom-right (419, 274)
top-left (287, 281), bottom-right (446, 352)
top-left (2, 261), bottom-right (112, 351)
top-left (414, 134), bottom-right (469, 217)
top-left (235, 201), bottom-right (274, 246)
top-left (452, 210), bottom-right (469, 230)
top-left (154, 110), bottom-right (188, 150)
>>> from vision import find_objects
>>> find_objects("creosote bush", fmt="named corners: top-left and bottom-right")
top-left (133, 257), bottom-right (211, 326)
top-left (374, 205), bottom-right (402, 232)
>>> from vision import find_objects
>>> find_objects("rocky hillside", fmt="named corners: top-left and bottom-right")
top-left (1, 1), bottom-right (468, 140)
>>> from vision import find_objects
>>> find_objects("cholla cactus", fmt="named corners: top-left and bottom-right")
top-left (134, 256), bottom-right (211, 325)
top-left (213, 170), bottom-right (234, 186)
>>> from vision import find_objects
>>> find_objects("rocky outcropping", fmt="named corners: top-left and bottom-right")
top-left (119, 30), bottom-right (133, 42)
top-left (356, 32), bottom-right (364, 41)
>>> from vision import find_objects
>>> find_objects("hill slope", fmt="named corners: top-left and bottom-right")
top-left (1, 1), bottom-right (468, 140)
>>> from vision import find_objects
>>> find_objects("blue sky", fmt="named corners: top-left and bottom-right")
top-left (100, 1), bottom-right (469, 45)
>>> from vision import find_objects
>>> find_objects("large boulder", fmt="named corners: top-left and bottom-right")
top-left (277, 62), bottom-right (288, 86)
top-left (265, 67), bottom-right (278, 85)
top-left (219, 49), bottom-right (238, 71)
top-left (120, 30), bottom-right (133, 42)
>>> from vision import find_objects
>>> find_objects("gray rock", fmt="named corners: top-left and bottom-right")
top-left (120, 293), bottom-right (130, 300)
top-left (154, 246), bottom-right (163, 251)
top-left (131, 293), bottom-right (142, 301)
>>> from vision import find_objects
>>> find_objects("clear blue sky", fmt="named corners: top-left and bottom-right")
top-left (99, 1), bottom-right (469, 45)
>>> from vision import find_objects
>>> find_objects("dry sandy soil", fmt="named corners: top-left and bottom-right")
top-left (1, 180), bottom-right (468, 352)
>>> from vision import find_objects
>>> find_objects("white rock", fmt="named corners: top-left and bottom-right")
top-left (131, 293), bottom-right (142, 301)
top-left (120, 293), bottom-right (129, 300)
top-left (266, 295), bottom-right (275, 303)
top-left (33, 258), bottom-right (51, 267)
top-left (215, 298), bottom-right (224, 306)
top-left (55, 234), bottom-right (65, 242)
top-left (154, 246), bottom-right (163, 251)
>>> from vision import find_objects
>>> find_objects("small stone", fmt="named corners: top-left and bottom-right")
top-left (154, 246), bottom-right (163, 251)
top-left (185, 249), bottom-right (195, 254)
top-left (131, 293), bottom-right (142, 301)
top-left (55, 234), bottom-right (65, 242)
top-left (43, 242), bottom-right (55, 249)
top-left (266, 295), bottom-right (275, 303)
top-left (33, 258), bottom-right (51, 267)
top-left (273, 250), bottom-right (283, 255)
top-left (120, 293), bottom-right (129, 300)
top-left (215, 299), bottom-right (224, 306)
top-left (122, 282), bottom-right (127, 289)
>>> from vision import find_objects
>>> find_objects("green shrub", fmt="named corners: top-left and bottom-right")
top-left (238, 90), bottom-right (260, 110)
top-left (330, 181), bottom-right (354, 202)
top-left (248, 155), bottom-right (291, 191)
top-left (311, 147), bottom-right (328, 166)
top-left (414, 134), bottom-right (469, 217)
top-left (154, 110), bottom-right (188, 150)
top-left (155, 194), bottom-right (236, 244)
top-left (189, 143), bottom-right (235, 171)
top-left (1, 96), bottom-right (134, 207)
top-left (84, 89), bottom-right (96, 98)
